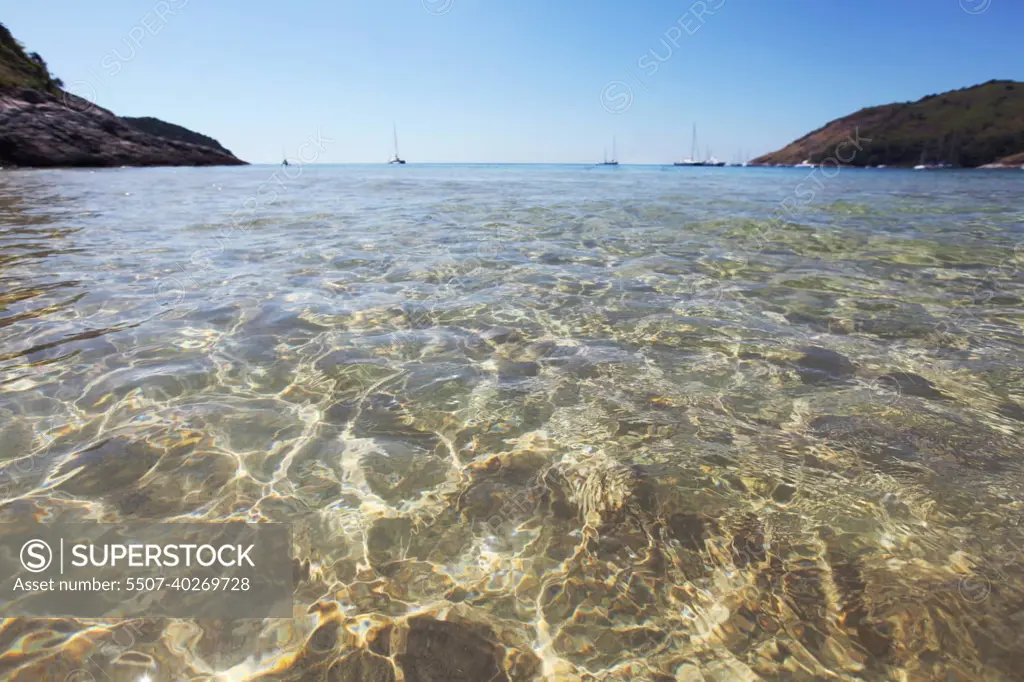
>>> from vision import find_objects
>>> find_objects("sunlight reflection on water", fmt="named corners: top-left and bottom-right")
top-left (1, 165), bottom-right (1023, 680)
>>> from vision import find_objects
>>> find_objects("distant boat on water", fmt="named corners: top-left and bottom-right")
top-left (599, 137), bottom-right (619, 166)
top-left (674, 123), bottom-right (705, 166)
top-left (282, 146), bottom-right (289, 166)
top-left (388, 122), bottom-right (406, 164)
top-left (913, 145), bottom-right (952, 170)
top-left (674, 125), bottom-right (724, 166)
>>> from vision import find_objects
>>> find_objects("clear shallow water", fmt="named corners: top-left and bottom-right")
top-left (1, 164), bottom-right (1023, 681)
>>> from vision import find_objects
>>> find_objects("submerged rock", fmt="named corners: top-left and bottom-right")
top-left (553, 449), bottom-right (654, 528)
top-left (53, 436), bottom-right (163, 497)
top-left (823, 540), bottom-right (894, 662)
top-left (350, 612), bottom-right (541, 682)
top-left (794, 346), bottom-right (857, 383)
top-left (998, 400), bottom-right (1024, 422)
top-left (397, 617), bottom-right (508, 682)
top-left (328, 650), bottom-right (396, 682)
top-left (808, 414), bottom-right (1015, 474)
top-left (480, 326), bottom-right (523, 346)
top-left (875, 371), bottom-right (951, 401)
top-left (496, 360), bottom-right (541, 380)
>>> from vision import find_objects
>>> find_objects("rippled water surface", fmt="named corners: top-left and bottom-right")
top-left (2, 164), bottom-right (1024, 681)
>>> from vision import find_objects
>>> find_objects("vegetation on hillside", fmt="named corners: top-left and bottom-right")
top-left (122, 117), bottom-right (231, 154)
top-left (752, 80), bottom-right (1024, 167)
top-left (0, 21), bottom-right (63, 93)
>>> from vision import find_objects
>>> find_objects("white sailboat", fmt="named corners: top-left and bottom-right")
top-left (674, 123), bottom-right (705, 166)
top-left (912, 144), bottom-right (951, 170)
top-left (913, 147), bottom-right (927, 170)
top-left (705, 147), bottom-right (725, 167)
top-left (599, 137), bottom-right (619, 166)
top-left (388, 122), bottom-right (406, 164)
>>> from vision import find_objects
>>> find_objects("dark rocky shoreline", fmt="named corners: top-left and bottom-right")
top-left (0, 86), bottom-right (246, 169)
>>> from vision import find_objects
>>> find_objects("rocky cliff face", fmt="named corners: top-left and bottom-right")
top-left (1, 20), bottom-right (244, 168)
top-left (0, 87), bottom-right (246, 168)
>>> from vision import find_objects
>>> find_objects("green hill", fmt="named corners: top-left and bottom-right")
top-left (0, 21), bottom-right (63, 93)
top-left (752, 80), bottom-right (1024, 168)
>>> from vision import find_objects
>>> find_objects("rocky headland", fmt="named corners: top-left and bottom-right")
top-left (752, 80), bottom-right (1024, 168)
top-left (0, 21), bottom-right (245, 168)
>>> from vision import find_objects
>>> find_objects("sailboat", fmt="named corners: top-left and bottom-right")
top-left (281, 145), bottom-right (289, 166)
top-left (388, 122), bottom-right (406, 164)
top-left (674, 123), bottom-right (706, 166)
top-left (599, 137), bottom-right (619, 166)
top-left (913, 146), bottom-right (927, 170)
top-left (705, 147), bottom-right (726, 167)
top-left (913, 144), bottom-right (950, 170)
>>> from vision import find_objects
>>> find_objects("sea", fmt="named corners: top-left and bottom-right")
top-left (1, 163), bottom-right (1023, 681)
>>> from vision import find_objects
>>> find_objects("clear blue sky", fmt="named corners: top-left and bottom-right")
top-left (5, 0), bottom-right (1022, 164)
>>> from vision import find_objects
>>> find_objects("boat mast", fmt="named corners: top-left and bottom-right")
top-left (393, 122), bottom-right (399, 158)
top-left (613, 136), bottom-right (617, 163)
top-left (691, 123), bottom-right (697, 161)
